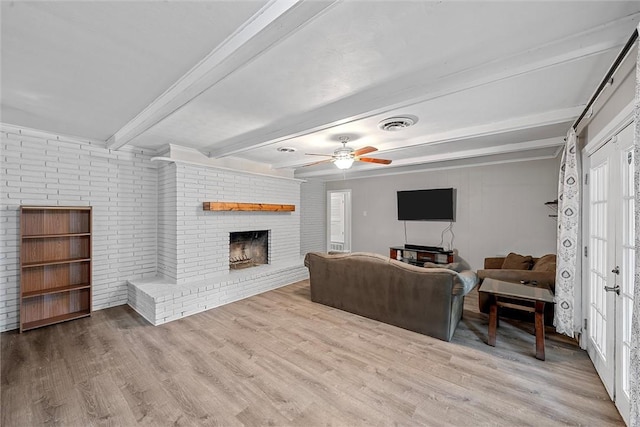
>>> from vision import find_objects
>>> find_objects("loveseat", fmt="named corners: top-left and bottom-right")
top-left (304, 252), bottom-right (478, 342)
top-left (477, 253), bottom-right (556, 322)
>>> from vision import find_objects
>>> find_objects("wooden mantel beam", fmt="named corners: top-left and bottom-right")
top-left (203, 202), bottom-right (295, 212)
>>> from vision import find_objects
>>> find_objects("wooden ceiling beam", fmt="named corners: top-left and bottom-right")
top-left (106, 0), bottom-right (337, 151)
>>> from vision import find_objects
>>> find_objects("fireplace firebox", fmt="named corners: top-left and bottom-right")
top-left (229, 230), bottom-right (269, 270)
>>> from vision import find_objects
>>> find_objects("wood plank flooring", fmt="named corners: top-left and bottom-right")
top-left (1, 280), bottom-right (623, 426)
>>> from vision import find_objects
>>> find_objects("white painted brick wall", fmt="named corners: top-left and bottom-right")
top-left (173, 162), bottom-right (301, 284)
top-left (0, 128), bottom-right (157, 332)
top-left (300, 179), bottom-right (326, 255)
top-left (157, 162), bottom-right (177, 280)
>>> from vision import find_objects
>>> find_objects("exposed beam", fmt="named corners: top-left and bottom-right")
top-left (313, 149), bottom-right (563, 181)
top-left (106, 0), bottom-right (337, 150)
top-left (206, 14), bottom-right (634, 158)
top-left (386, 137), bottom-right (564, 168)
top-left (271, 109), bottom-right (576, 169)
top-left (375, 108), bottom-right (578, 154)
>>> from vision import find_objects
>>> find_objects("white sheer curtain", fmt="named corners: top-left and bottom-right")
top-left (629, 24), bottom-right (640, 427)
top-left (555, 128), bottom-right (582, 338)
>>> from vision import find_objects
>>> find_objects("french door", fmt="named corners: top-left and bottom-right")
top-left (586, 121), bottom-right (635, 424)
top-left (587, 141), bottom-right (615, 396)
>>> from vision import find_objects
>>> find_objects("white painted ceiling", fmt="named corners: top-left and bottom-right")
top-left (2, 1), bottom-right (639, 180)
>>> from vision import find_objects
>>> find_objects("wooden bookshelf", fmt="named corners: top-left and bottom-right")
top-left (20, 206), bottom-right (92, 332)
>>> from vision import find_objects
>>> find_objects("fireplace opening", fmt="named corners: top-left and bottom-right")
top-left (229, 230), bottom-right (269, 270)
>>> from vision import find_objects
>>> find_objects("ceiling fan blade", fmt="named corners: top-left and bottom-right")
top-left (353, 146), bottom-right (378, 156)
top-left (300, 159), bottom-right (334, 167)
top-left (304, 153), bottom-right (333, 157)
top-left (357, 157), bottom-right (392, 165)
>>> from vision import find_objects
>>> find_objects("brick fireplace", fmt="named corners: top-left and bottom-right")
top-left (128, 160), bottom-right (308, 326)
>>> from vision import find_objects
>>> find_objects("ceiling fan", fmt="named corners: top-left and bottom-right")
top-left (304, 137), bottom-right (392, 170)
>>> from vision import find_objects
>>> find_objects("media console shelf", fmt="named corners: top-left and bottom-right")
top-left (390, 246), bottom-right (454, 266)
top-left (20, 206), bottom-right (92, 332)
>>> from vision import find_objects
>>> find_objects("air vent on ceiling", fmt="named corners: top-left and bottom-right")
top-left (378, 116), bottom-right (418, 131)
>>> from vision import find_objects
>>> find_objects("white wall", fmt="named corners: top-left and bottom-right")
top-left (326, 157), bottom-right (561, 270)
top-left (300, 180), bottom-right (326, 255)
top-left (0, 127), bottom-right (157, 332)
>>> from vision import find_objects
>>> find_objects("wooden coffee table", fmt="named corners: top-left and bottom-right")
top-left (478, 278), bottom-right (555, 360)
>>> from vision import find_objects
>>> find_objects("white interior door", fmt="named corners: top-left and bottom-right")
top-left (613, 122), bottom-right (635, 424)
top-left (585, 120), bottom-right (635, 425)
top-left (327, 190), bottom-right (351, 252)
top-left (587, 141), bottom-right (616, 397)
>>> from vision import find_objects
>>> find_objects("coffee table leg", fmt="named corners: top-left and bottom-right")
top-left (535, 301), bottom-right (546, 360)
top-left (488, 296), bottom-right (497, 347)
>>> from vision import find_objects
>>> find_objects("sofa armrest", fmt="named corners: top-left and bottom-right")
top-left (484, 257), bottom-right (505, 269)
top-left (452, 270), bottom-right (479, 296)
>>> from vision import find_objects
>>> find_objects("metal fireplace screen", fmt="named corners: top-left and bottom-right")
top-left (229, 230), bottom-right (268, 270)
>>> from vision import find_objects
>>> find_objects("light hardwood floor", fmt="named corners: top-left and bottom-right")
top-left (2, 280), bottom-right (623, 426)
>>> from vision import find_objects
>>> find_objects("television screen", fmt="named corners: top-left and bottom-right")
top-left (397, 188), bottom-right (456, 221)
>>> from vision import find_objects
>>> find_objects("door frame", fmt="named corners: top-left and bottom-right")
top-left (582, 100), bottom-right (634, 329)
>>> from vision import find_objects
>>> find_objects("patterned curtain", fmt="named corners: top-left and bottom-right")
top-left (629, 24), bottom-right (639, 427)
top-left (555, 128), bottom-right (581, 338)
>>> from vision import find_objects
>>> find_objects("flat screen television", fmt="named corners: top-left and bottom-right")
top-left (397, 188), bottom-right (456, 221)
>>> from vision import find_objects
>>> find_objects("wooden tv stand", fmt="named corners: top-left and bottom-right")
top-left (390, 246), bottom-right (454, 266)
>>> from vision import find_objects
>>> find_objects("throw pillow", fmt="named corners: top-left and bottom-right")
top-left (501, 252), bottom-right (533, 270)
top-left (532, 254), bottom-right (556, 272)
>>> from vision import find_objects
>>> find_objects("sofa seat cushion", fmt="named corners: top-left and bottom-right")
top-left (532, 254), bottom-right (557, 272)
top-left (501, 252), bottom-right (533, 270)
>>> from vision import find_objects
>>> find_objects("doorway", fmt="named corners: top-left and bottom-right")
top-left (327, 190), bottom-right (351, 253)
top-left (585, 120), bottom-right (635, 424)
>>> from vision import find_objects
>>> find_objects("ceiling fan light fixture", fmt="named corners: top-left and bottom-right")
top-left (378, 115), bottom-right (418, 131)
top-left (334, 157), bottom-right (354, 170)
top-left (333, 141), bottom-right (355, 169)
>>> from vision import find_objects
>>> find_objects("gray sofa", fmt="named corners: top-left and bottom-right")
top-left (304, 252), bottom-right (478, 342)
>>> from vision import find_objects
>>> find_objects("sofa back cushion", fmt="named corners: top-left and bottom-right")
top-left (501, 252), bottom-right (533, 270)
top-left (304, 252), bottom-right (461, 341)
top-left (484, 257), bottom-right (506, 269)
top-left (532, 254), bottom-right (557, 272)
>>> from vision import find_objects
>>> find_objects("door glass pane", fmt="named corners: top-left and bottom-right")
top-left (589, 161), bottom-right (608, 358)
top-left (330, 193), bottom-right (345, 243)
